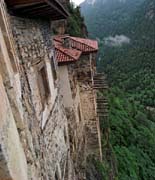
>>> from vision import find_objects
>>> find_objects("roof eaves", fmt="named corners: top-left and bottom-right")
top-left (55, 47), bottom-right (81, 63)
top-left (70, 37), bottom-right (98, 52)
top-left (45, 0), bottom-right (69, 18)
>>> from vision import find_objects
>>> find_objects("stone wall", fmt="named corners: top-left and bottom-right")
top-left (9, 15), bottom-right (74, 180)
top-left (0, 1), bottom-right (75, 179)
top-left (42, 96), bottom-right (73, 179)
top-left (0, 1), bottom-right (102, 179)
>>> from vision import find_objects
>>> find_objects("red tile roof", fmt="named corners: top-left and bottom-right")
top-left (54, 35), bottom-right (64, 43)
top-left (69, 37), bottom-right (98, 52)
top-left (53, 35), bottom-right (98, 63)
top-left (54, 35), bottom-right (98, 52)
top-left (54, 40), bottom-right (82, 63)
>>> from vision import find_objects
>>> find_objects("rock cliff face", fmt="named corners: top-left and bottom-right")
top-left (52, 2), bottom-right (88, 37)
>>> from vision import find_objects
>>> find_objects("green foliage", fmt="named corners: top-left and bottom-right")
top-left (66, 3), bottom-right (87, 37)
top-left (95, 159), bottom-right (109, 180)
top-left (96, 0), bottom-right (155, 107)
top-left (109, 88), bottom-right (155, 180)
top-left (101, 46), bottom-right (155, 107)
top-left (86, 156), bottom-right (109, 180)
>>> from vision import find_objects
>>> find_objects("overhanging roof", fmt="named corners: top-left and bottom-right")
top-left (5, 0), bottom-right (69, 20)
top-left (54, 35), bottom-right (98, 53)
top-left (54, 40), bottom-right (82, 63)
top-left (53, 35), bottom-right (98, 64)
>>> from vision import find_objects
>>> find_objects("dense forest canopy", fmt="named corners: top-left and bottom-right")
top-left (81, 0), bottom-right (155, 179)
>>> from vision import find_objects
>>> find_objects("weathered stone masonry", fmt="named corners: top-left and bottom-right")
top-left (0, 0), bottom-right (102, 180)
top-left (10, 16), bottom-right (49, 178)
top-left (0, 0), bottom-right (73, 179)
top-left (9, 15), bottom-right (74, 180)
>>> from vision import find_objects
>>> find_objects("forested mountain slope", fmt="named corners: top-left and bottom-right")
top-left (96, 0), bottom-right (155, 106)
top-left (81, 0), bottom-right (146, 38)
top-left (81, 0), bottom-right (155, 179)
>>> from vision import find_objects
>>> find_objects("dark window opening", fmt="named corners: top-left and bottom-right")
top-left (38, 66), bottom-right (50, 106)
top-left (55, 166), bottom-right (61, 180)
top-left (64, 127), bottom-right (67, 143)
top-left (78, 105), bottom-right (82, 122)
top-left (51, 56), bottom-right (57, 82)
top-left (55, 172), bottom-right (59, 180)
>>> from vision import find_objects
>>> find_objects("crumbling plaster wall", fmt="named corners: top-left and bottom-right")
top-left (0, 74), bottom-right (28, 180)
top-left (58, 65), bottom-right (73, 108)
top-left (0, 4), bottom-right (28, 178)
top-left (58, 63), bottom-right (87, 178)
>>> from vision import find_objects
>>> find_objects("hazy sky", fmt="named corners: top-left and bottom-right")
top-left (71, 0), bottom-right (85, 5)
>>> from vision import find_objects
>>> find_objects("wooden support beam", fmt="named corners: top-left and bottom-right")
top-left (21, 4), bottom-right (48, 13)
top-left (26, 6), bottom-right (52, 15)
top-left (6, 0), bottom-right (43, 6)
top-left (45, 0), bottom-right (68, 18)
top-left (8, 1), bottom-right (44, 10)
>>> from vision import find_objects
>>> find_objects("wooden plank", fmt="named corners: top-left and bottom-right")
top-left (21, 4), bottom-right (48, 13)
top-left (29, 10), bottom-right (63, 19)
top-left (5, 0), bottom-right (43, 6)
top-left (45, 0), bottom-right (68, 17)
top-left (12, 2), bottom-right (45, 10)
top-left (26, 6), bottom-right (52, 15)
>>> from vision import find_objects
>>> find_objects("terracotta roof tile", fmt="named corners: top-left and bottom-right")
top-left (70, 37), bottom-right (98, 52)
top-left (54, 40), bottom-right (81, 63)
top-left (53, 35), bottom-right (98, 63)
top-left (53, 35), bottom-right (98, 52)
top-left (53, 35), bottom-right (64, 43)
